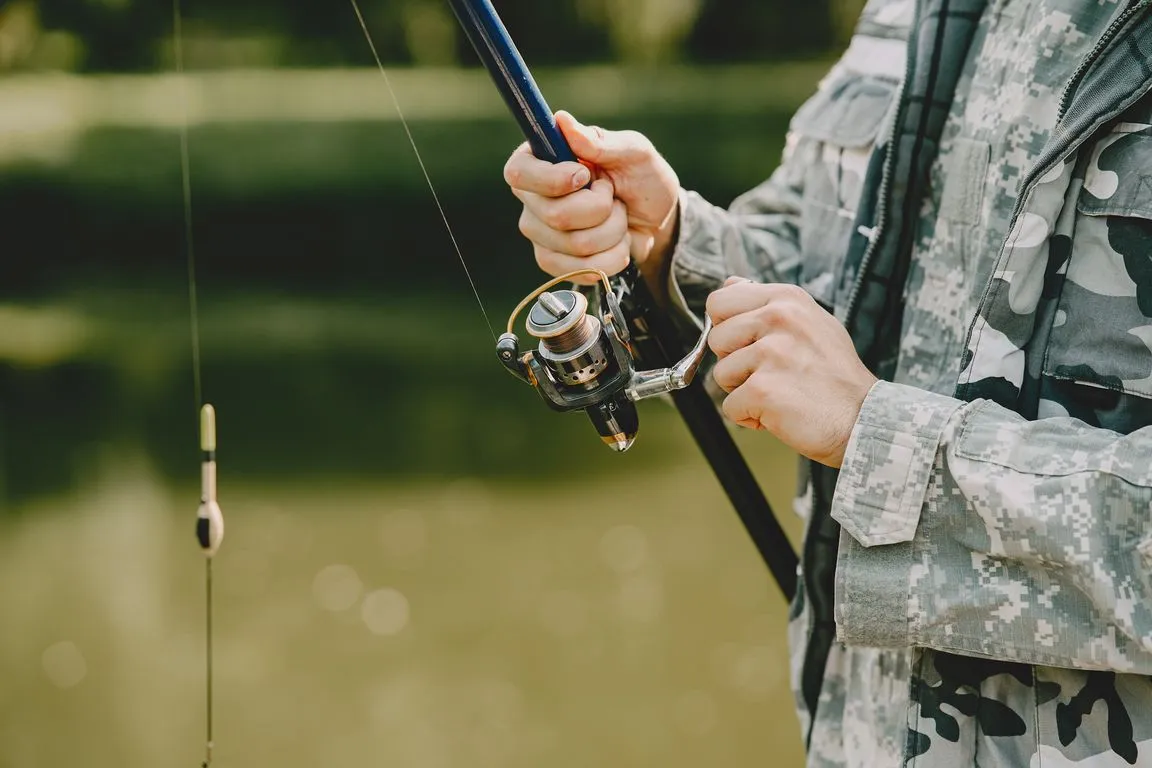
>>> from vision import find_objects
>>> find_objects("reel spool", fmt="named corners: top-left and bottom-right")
top-left (496, 269), bottom-right (712, 452)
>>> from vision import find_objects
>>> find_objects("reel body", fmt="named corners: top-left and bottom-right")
top-left (497, 269), bottom-right (711, 452)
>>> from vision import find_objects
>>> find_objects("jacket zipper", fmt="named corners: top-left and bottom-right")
top-left (954, 0), bottom-right (1152, 397)
top-left (840, 1), bottom-right (920, 329)
top-left (1057, 0), bottom-right (1147, 120)
top-left (844, 0), bottom-right (1147, 355)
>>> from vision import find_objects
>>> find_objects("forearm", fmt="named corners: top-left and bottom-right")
top-left (833, 381), bottom-right (1152, 673)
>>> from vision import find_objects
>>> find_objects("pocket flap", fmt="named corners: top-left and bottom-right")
top-left (1077, 125), bottom-right (1152, 218)
top-left (789, 72), bottom-right (898, 148)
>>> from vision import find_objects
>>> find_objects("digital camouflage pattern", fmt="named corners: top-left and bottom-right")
top-left (666, 0), bottom-right (1152, 765)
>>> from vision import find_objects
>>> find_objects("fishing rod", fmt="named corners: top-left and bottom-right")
top-left (445, 0), bottom-right (798, 600)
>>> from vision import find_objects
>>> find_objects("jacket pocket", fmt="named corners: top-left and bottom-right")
top-left (789, 69), bottom-right (899, 309)
top-left (1040, 123), bottom-right (1152, 434)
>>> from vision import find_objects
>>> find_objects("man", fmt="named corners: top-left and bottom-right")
top-left (502, 0), bottom-right (1152, 766)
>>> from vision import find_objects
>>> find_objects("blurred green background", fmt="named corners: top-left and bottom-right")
top-left (0, 1), bottom-right (862, 765)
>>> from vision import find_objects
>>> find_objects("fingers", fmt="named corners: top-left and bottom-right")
top-left (707, 285), bottom-right (806, 361)
top-left (520, 192), bottom-right (627, 256)
top-left (708, 309), bottom-right (780, 363)
top-left (712, 327), bottom-right (793, 394)
top-left (507, 150), bottom-right (629, 279)
top-left (512, 178), bottom-right (616, 232)
top-left (503, 111), bottom-right (661, 281)
top-left (705, 280), bottom-right (811, 326)
top-left (719, 375), bottom-right (768, 431)
top-left (556, 111), bottom-right (649, 167)
top-left (504, 141), bottom-right (592, 198)
top-left (534, 235), bottom-right (632, 282)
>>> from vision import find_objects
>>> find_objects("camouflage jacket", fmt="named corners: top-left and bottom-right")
top-left (668, 0), bottom-right (1152, 765)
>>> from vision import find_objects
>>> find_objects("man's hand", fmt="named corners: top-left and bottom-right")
top-left (503, 111), bottom-right (680, 284)
top-left (706, 278), bottom-right (878, 468)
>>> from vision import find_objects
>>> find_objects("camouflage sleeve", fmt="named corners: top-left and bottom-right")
top-left (832, 380), bottom-right (1152, 673)
top-left (662, 3), bottom-right (908, 325)
top-left (668, 161), bottom-right (806, 315)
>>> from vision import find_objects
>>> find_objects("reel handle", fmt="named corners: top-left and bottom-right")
top-left (626, 314), bottom-right (713, 401)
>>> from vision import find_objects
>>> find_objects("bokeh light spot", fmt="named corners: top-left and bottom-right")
top-left (312, 564), bottom-right (363, 612)
top-left (361, 588), bottom-right (410, 636)
top-left (41, 641), bottom-right (87, 689)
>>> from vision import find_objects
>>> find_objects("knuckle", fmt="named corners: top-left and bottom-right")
top-left (595, 179), bottom-right (617, 202)
top-left (618, 130), bottom-right (651, 156)
top-left (517, 209), bottom-right (534, 238)
top-left (503, 163), bottom-right (521, 188)
top-left (720, 394), bottom-right (741, 421)
top-left (540, 204), bottom-right (571, 231)
top-left (706, 337), bottom-right (724, 359)
top-left (568, 229), bottom-right (603, 257)
top-left (606, 242), bottom-right (630, 271)
top-left (752, 335), bottom-right (780, 362)
top-left (607, 218), bottom-right (628, 243)
top-left (711, 365), bottom-right (733, 392)
top-left (758, 303), bottom-right (784, 326)
top-left (705, 292), bottom-right (722, 319)
top-left (781, 283), bottom-right (809, 302)
top-left (533, 247), bottom-right (549, 271)
top-left (533, 246), bottom-right (559, 276)
top-left (593, 194), bottom-right (616, 221)
top-left (589, 243), bottom-right (628, 276)
top-left (546, 170), bottom-right (575, 196)
top-left (758, 412), bottom-right (779, 435)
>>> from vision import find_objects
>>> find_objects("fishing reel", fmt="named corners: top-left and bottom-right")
top-left (496, 269), bottom-right (712, 452)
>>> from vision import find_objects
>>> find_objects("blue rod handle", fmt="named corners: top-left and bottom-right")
top-left (446, 0), bottom-right (578, 165)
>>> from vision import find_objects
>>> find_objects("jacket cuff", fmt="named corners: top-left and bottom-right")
top-left (665, 188), bottom-right (723, 331)
top-left (830, 380), bottom-right (963, 547)
top-left (670, 189), bottom-right (731, 293)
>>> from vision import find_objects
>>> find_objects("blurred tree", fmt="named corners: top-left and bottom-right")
top-left (38, 0), bottom-right (170, 71)
top-left (400, 0), bottom-right (458, 66)
top-left (20, 0), bottom-right (859, 72)
top-left (578, 0), bottom-right (704, 65)
top-left (0, 0), bottom-right (39, 68)
top-left (686, 0), bottom-right (863, 61)
top-left (456, 1), bottom-right (611, 66)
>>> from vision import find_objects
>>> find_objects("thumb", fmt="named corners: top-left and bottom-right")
top-left (556, 110), bottom-right (644, 168)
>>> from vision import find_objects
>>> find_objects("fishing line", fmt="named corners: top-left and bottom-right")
top-left (172, 0), bottom-right (202, 411)
top-left (347, 0), bottom-right (497, 340)
top-left (171, 1), bottom-right (217, 765)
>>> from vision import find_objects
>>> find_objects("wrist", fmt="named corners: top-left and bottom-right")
top-left (639, 195), bottom-right (679, 304)
top-left (647, 185), bottom-right (681, 264)
top-left (827, 373), bottom-right (880, 468)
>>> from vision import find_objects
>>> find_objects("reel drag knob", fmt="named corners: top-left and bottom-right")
top-left (525, 290), bottom-right (611, 389)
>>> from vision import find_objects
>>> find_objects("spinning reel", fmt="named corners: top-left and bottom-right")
top-left (496, 269), bottom-right (713, 452)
